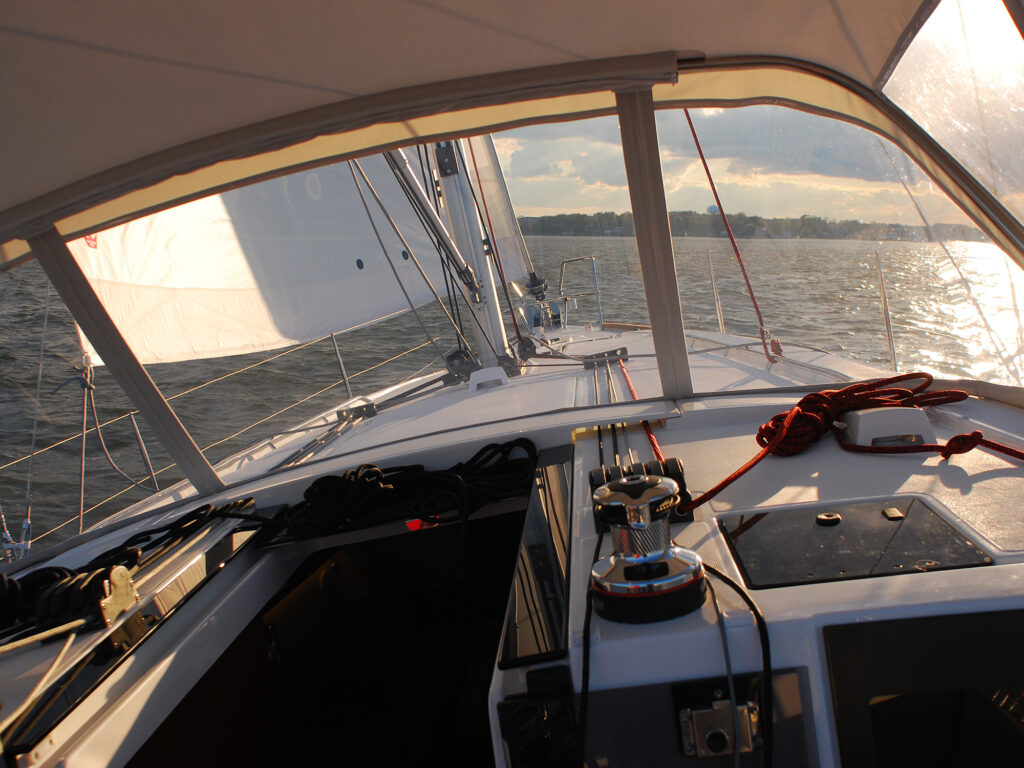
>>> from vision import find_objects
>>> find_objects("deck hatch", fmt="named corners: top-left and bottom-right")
top-left (718, 497), bottom-right (992, 589)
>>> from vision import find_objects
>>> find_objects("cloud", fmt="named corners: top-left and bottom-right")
top-left (496, 119), bottom-right (632, 214)
top-left (495, 105), bottom-right (976, 226)
top-left (655, 106), bottom-right (915, 183)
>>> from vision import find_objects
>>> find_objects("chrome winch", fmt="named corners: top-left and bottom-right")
top-left (590, 475), bottom-right (707, 623)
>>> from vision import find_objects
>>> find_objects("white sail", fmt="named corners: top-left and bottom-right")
top-left (68, 154), bottom-right (457, 366)
top-left (464, 136), bottom-right (532, 284)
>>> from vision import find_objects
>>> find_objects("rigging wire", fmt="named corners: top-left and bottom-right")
top-left (0, 503), bottom-right (13, 562)
top-left (0, 334), bottom-right (331, 476)
top-left (415, 142), bottom-right (505, 363)
top-left (415, 145), bottom-right (434, 208)
top-left (389, 149), bottom-right (469, 347)
top-left (1005, 259), bottom-right (1024, 359)
top-left (20, 282), bottom-right (53, 549)
top-left (956, 0), bottom-right (1001, 195)
top-left (31, 338), bottom-right (440, 543)
top-left (683, 109), bottom-right (779, 364)
top-left (353, 158), bottom-right (474, 353)
top-left (84, 368), bottom-right (157, 494)
top-left (876, 139), bottom-right (1022, 384)
top-left (76, 363), bottom-right (87, 534)
top-left (51, 367), bottom-right (157, 498)
top-left (348, 160), bottom-right (448, 360)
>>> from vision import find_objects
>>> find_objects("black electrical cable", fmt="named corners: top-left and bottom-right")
top-left (577, 528), bottom-right (604, 768)
top-left (704, 564), bottom-right (773, 768)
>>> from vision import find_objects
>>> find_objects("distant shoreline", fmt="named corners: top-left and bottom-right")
top-left (518, 211), bottom-right (986, 242)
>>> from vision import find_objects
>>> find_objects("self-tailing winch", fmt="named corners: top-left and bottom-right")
top-left (590, 475), bottom-right (707, 623)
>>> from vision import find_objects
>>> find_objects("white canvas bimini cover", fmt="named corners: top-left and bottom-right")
top-left (2, 0), bottom-right (944, 261)
top-left (68, 154), bottom-right (462, 365)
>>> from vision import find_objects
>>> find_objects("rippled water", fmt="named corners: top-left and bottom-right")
top-left (1, 235), bottom-right (1021, 549)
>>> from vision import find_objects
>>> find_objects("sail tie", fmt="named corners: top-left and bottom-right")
top-left (687, 372), bottom-right (1024, 513)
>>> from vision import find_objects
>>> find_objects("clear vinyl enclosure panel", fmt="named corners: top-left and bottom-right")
top-left (496, 103), bottom-right (1024, 387)
top-left (885, 0), bottom-right (1024, 224)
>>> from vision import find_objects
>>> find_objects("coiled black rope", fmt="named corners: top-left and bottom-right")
top-left (0, 500), bottom-right (269, 640)
top-left (280, 438), bottom-right (537, 541)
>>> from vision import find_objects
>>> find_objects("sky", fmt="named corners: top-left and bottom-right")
top-left (493, 0), bottom-right (1024, 226)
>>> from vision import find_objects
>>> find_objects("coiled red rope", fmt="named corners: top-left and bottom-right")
top-left (685, 372), bottom-right (1024, 512)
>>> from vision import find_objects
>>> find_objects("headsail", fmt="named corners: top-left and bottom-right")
top-left (464, 136), bottom-right (532, 285)
top-left (68, 154), bottom-right (458, 366)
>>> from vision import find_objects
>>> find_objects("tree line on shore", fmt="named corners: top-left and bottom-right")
top-left (517, 211), bottom-right (985, 242)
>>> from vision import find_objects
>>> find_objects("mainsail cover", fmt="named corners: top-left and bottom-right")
top-left (68, 154), bottom-right (457, 366)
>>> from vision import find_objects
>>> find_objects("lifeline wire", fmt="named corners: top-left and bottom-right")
top-left (0, 333), bottom-right (331, 477)
top-left (32, 338), bottom-right (439, 543)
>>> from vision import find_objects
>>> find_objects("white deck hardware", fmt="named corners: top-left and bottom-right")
top-left (469, 367), bottom-right (511, 393)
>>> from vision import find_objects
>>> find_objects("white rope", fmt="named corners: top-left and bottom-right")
top-left (0, 632), bottom-right (77, 742)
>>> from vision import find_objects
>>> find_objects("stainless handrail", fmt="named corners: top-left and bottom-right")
top-left (558, 256), bottom-right (605, 329)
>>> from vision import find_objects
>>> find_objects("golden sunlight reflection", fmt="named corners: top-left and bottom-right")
top-left (845, 240), bottom-right (1024, 385)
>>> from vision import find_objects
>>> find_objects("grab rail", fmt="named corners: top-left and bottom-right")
top-left (558, 256), bottom-right (605, 329)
